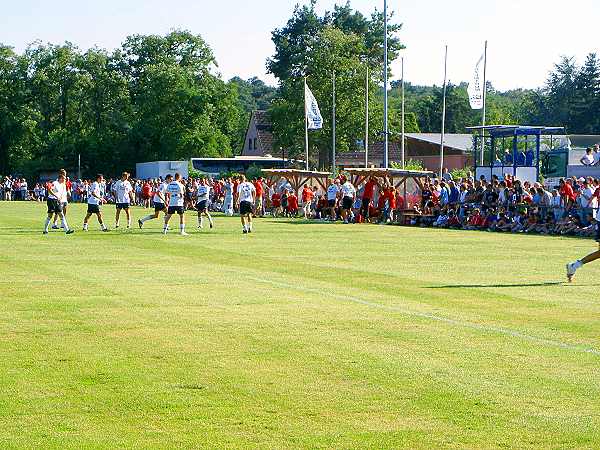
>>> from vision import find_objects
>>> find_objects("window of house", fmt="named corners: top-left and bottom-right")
top-left (253, 138), bottom-right (258, 150)
top-left (248, 139), bottom-right (252, 150)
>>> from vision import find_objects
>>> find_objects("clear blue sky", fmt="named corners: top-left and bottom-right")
top-left (4, 0), bottom-right (599, 90)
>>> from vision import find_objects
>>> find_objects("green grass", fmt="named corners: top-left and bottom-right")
top-left (1, 201), bottom-right (599, 449)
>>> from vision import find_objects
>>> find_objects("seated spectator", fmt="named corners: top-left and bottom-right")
top-left (581, 147), bottom-right (595, 166)
top-left (464, 208), bottom-right (485, 230)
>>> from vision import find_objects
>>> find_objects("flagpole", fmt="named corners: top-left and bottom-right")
top-left (365, 66), bottom-right (369, 168)
top-left (304, 78), bottom-right (309, 171)
top-left (401, 56), bottom-right (405, 169)
top-left (440, 45), bottom-right (448, 179)
top-left (332, 70), bottom-right (336, 173)
top-left (480, 40), bottom-right (488, 166)
top-left (383, 0), bottom-right (389, 169)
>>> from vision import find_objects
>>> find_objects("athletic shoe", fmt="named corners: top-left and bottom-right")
top-left (248, 229), bottom-right (252, 233)
top-left (51, 225), bottom-right (59, 230)
top-left (198, 225), bottom-right (203, 229)
top-left (66, 230), bottom-right (74, 235)
top-left (138, 219), bottom-right (143, 229)
top-left (102, 228), bottom-right (109, 232)
top-left (566, 262), bottom-right (577, 282)
top-left (210, 223), bottom-right (213, 229)
top-left (180, 231), bottom-right (189, 236)
top-left (243, 229), bottom-right (248, 234)
top-left (42, 231), bottom-right (48, 235)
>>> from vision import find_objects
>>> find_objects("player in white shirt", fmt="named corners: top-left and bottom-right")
top-left (236, 175), bottom-right (256, 234)
top-left (138, 176), bottom-right (170, 229)
top-left (326, 179), bottom-right (340, 220)
top-left (83, 174), bottom-right (109, 232)
top-left (340, 178), bottom-right (356, 223)
top-left (163, 173), bottom-right (188, 235)
top-left (43, 169), bottom-right (74, 235)
top-left (195, 178), bottom-right (214, 230)
top-left (112, 172), bottom-right (134, 228)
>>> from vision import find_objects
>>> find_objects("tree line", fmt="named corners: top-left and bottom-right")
top-left (1, 0), bottom-right (599, 177)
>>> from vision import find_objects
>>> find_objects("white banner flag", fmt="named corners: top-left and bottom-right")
top-left (305, 82), bottom-right (323, 130)
top-left (467, 53), bottom-right (485, 110)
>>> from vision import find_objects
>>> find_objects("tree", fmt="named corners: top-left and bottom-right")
top-left (267, 1), bottom-right (405, 168)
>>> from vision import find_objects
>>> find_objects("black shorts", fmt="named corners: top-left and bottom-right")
top-left (342, 196), bottom-right (353, 210)
top-left (240, 201), bottom-right (253, 215)
top-left (87, 204), bottom-right (100, 214)
top-left (153, 202), bottom-right (166, 212)
top-left (116, 203), bottom-right (130, 210)
top-left (327, 199), bottom-right (336, 208)
top-left (168, 206), bottom-right (184, 215)
top-left (46, 199), bottom-right (63, 214)
top-left (196, 200), bottom-right (208, 212)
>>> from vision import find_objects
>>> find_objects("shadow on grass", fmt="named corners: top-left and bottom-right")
top-left (427, 282), bottom-right (567, 289)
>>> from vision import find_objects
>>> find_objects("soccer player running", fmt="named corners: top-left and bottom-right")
top-left (237, 175), bottom-right (256, 234)
top-left (163, 173), bottom-right (188, 236)
top-left (43, 169), bottom-right (74, 235)
top-left (138, 175), bottom-right (170, 229)
top-left (195, 178), bottom-right (214, 230)
top-left (566, 216), bottom-right (600, 282)
top-left (340, 178), bottom-right (356, 224)
top-left (113, 172), bottom-right (134, 228)
top-left (83, 174), bottom-right (109, 232)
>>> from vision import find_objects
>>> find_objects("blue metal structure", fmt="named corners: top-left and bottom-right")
top-left (466, 125), bottom-right (565, 183)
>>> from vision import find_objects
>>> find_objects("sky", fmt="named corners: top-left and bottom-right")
top-left (3, 0), bottom-right (599, 91)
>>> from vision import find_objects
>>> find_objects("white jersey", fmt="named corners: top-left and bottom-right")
top-left (341, 182), bottom-right (356, 198)
top-left (196, 185), bottom-right (210, 202)
top-left (327, 185), bottom-right (339, 201)
top-left (113, 180), bottom-right (133, 204)
top-left (48, 180), bottom-right (67, 203)
top-left (153, 182), bottom-right (168, 204)
top-left (237, 182), bottom-right (256, 203)
top-left (87, 182), bottom-right (102, 205)
top-left (167, 181), bottom-right (185, 207)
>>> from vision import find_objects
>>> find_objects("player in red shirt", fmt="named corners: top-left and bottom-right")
top-left (271, 191), bottom-right (281, 217)
top-left (361, 177), bottom-right (379, 221)
top-left (253, 178), bottom-right (264, 217)
top-left (286, 190), bottom-right (298, 217)
top-left (559, 178), bottom-right (576, 212)
top-left (301, 185), bottom-right (314, 218)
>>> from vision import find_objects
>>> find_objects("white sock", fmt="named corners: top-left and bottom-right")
top-left (208, 216), bottom-right (213, 226)
top-left (115, 220), bottom-right (120, 227)
top-left (180, 224), bottom-right (185, 232)
top-left (61, 217), bottom-right (69, 232)
top-left (83, 223), bottom-right (88, 231)
top-left (44, 217), bottom-right (51, 232)
top-left (127, 218), bottom-right (131, 228)
top-left (574, 260), bottom-right (583, 269)
top-left (198, 216), bottom-right (203, 227)
top-left (248, 222), bottom-right (252, 231)
top-left (100, 222), bottom-right (106, 230)
top-left (141, 215), bottom-right (153, 223)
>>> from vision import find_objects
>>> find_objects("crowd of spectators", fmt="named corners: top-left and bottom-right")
top-left (2, 170), bottom-right (599, 239)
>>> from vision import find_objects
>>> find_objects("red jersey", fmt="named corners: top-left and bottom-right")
top-left (363, 180), bottom-right (377, 200)
top-left (302, 188), bottom-right (314, 203)
top-left (386, 191), bottom-right (396, 209)
top-left (287, 194), bottom-right (298, 210)
top-left (254, 181), bottom-right (264, 196)
top-left (271, 193), bottom-right (281, 208)
top-left (560, 183), bottom-right (576, 201)
top-left (142, 183), bottom-right (152, 198)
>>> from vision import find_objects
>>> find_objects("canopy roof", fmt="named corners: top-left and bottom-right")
top-left (262, 169), bottom-right (332, 177)
top-left (343, 168), bottom-right (435, 178)
top-left (466, 125), bottom-right (565, 138)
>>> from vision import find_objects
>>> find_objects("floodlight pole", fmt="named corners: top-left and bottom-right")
top-left (332, 70), bottom-right (336, 173)
top-left (365, 66), bottom-right (369, 168)
top-left (383, 0), bottom-right (389, 169)
top-left (440, 45), bottom-right (448, 179)
top-left (401, 57), bottom-right (405, 169)
top-left (480, 40), bottom-right (488, 166)
top-left (304, 77), bottom-right (309, 171)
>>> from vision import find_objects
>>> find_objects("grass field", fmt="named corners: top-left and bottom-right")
top-left (1, 201), bottom-right (599, 449)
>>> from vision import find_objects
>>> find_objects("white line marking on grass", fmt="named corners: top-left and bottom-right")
top-left (242, 275), bottom-right (600, 357)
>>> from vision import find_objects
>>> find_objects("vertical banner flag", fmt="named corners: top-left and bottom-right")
top-left (305, 82), bottom-right (323, 130)
top-left (468, 53), bottom-right (485, 109)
